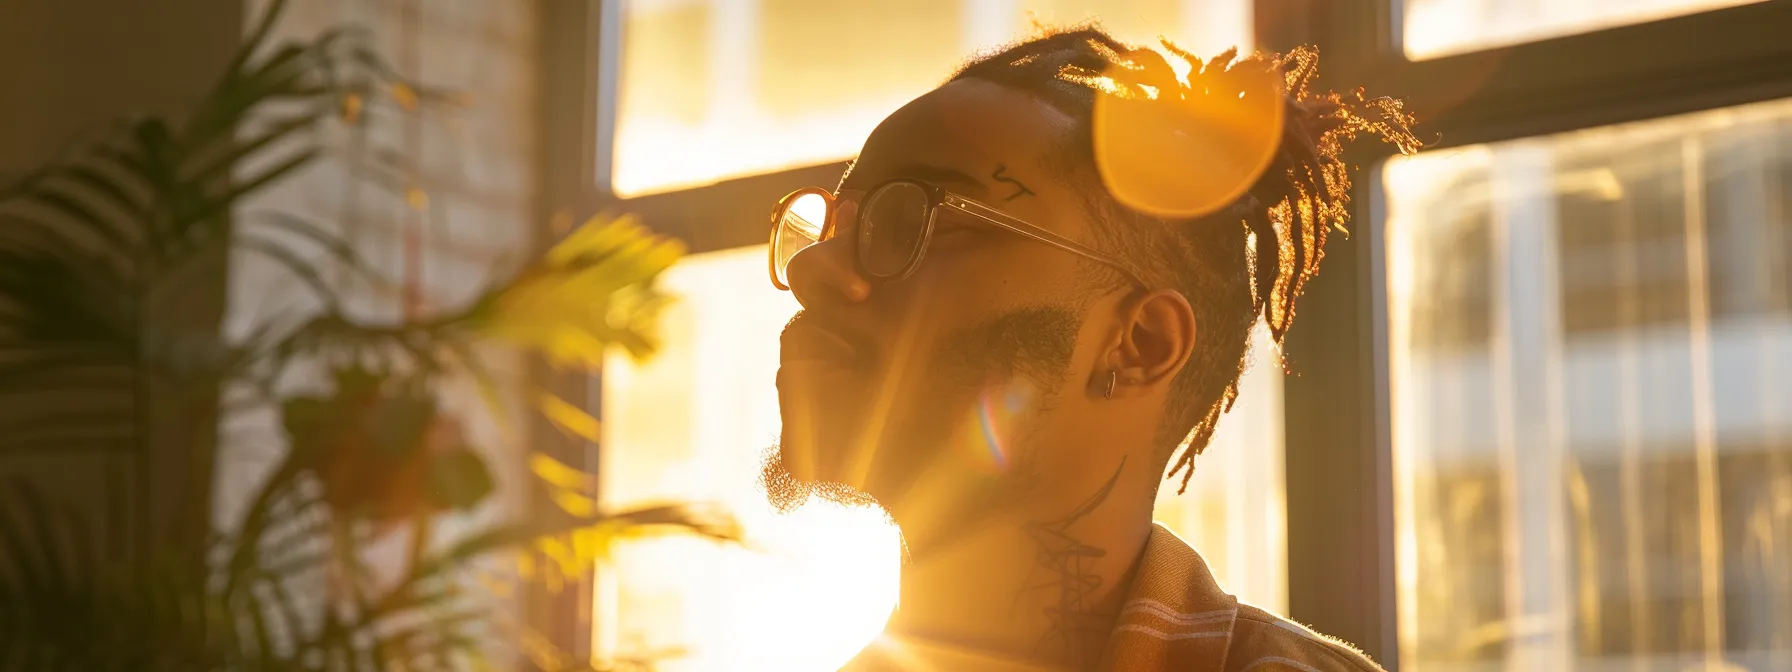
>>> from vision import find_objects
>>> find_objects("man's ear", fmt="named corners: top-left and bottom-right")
top-left (1100, 289), bottom-right (1196, 399)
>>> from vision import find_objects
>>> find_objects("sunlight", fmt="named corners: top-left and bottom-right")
top-left (1402, 0), bottom-right (1764, 60)
top-left (612, 109), bottom-right (902, 198)
top-left (610, 0), bottom-right (1254, 198)
top-left (596, 247), bottom-right (900, 671)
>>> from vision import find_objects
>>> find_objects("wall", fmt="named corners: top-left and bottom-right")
top-left (0, 0), bottom-right (243, 560)
top-left (221, 0), bottom-right (543, 529)
top-left (2, 0), bottom-right (568, 663)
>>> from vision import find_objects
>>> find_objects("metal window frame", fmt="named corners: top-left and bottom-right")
top-left (530, 0), bottom-right (610, 660)
top-left (1265, 0), bottom-right (1792, 668)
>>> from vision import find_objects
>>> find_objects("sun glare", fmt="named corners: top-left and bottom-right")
top-left (597, 247), bottom-right (901, 671)
top-left (610, 0), bottom-right (1254, 198)
top-left (1402, 0), bottom-right (1764, 60)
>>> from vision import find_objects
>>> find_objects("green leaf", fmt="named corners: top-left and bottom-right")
top-left (93, 144), bottom-right (152, 188)
top-left (348, 46), bottom-right (397, 79)
top-left (444, 340), bottom-right (514, 439)
top-left (401, 527), bottom-right (531, 588)
top-left (61, 164), bottom-right (147, 222)
top-left (180, 148), bottom-right (319, 232)
top-left (0, 243), bottom-right (135, 353)
top-left (117, 120), bottom-right (179, 230)
top-left (17, 487), bottom-right (74, 600)
top-left (224, 0), bottom-right (291, 86)
top-left (130, 118), bottom-right (175, 187)
top-left (0, 483), bottom-right (52, 602)
top-left (427, 448), bottom-right (494, 512)
top-left (0, 156), bottom-right (57, 203)
top-left (535, 391), bottom-right (601, 444)
top-left (258, 570), bottom-right (309, 662)
top-left (280, 396), bottom-right (331, 447)
top-left (234, 233), bottom-right (342, 310)
top-left (247, 211), bottom-right (367, 272)
top-left (196, 45), bottom-right (319, 140)
top-left (183, 114), bottom-right (319, 188)
top-left (378, 608), bottom-right (484, 668)
top-left (333, 366), bottom-right (383, 398)
top-left (24, 185), bottom-right (136, 256)
top-left (369, 395), bottom-right (435, 458)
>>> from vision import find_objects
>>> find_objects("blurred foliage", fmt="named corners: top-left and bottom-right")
top-left (0, 0), bottom-right (724, 670)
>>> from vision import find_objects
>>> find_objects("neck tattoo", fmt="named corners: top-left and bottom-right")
top-left (1020, 457), bottom-right (1127, 668)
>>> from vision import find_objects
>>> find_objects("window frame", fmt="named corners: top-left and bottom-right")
top-left (1265, 0), bottom-right (1792, 668)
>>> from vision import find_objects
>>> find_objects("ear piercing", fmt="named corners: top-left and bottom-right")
top-left (1104, 370), bottom-right (1118, 400)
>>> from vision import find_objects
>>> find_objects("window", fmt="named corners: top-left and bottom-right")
top-left (610, 0), bottom-right (1252, 197)
top-left (1400, 0), bottom-right (1766, 60)
top-left (1385, 97), bottom-right (1792, 671)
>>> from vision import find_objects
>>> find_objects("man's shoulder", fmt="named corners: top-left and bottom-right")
top-left (1221, 604), bottom-right (1387, 672)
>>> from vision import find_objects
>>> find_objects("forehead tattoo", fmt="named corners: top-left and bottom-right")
top-left (991, 163), bottom-right (1036, 202)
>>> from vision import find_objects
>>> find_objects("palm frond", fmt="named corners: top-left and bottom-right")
top-left (469, 215), bottom-right (685, 367)
top-left (0, 0), bottom-right (386, 460)
top-left (0, 0), bottom-right (715, 668)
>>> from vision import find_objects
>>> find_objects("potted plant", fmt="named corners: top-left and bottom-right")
top-left (0, 2), bottom-right (731, 669)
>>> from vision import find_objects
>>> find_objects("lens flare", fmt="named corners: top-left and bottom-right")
top-left (965, 380), bottom-right (1037, 474)
top-left (976, 391), bottom-right (1010, 472)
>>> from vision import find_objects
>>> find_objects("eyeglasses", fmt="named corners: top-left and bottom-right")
top-left (767, 178), bottom-right (1149, 291)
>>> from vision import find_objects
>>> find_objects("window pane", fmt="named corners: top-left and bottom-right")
top-left (1385, 98), bottom-right (1792, 671)
top-left (611, 0), bottom-right (1251, 197)
top-left (1402, 0), bottom-right (1765, 60)
top-left (595, 246), bottom-right (1287, 669)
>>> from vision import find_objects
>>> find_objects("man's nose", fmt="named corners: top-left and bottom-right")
top-left (785, 200), bottom-right (872, 309)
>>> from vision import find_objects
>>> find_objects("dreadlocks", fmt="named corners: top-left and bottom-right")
top-left (953, 27), bottom-right (1421, 494)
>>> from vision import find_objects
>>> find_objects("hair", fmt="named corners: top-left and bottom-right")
top-left (951, 26), bottom-right (1421, 493)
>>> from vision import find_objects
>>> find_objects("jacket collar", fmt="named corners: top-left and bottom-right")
top-left (1097, 523), bottom-right (1240, 672)
top-left (845, 524), bottom-right (1241, 671)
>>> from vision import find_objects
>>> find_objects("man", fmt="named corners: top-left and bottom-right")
top-left (762, 26), bottom-right (1418, 671)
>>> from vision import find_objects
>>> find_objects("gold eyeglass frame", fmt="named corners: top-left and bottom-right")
top-left (767, 178), bottom-right (1149, 291)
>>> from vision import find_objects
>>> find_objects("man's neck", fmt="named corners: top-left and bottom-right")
top-left (873, 459), bottom-right (1156, 671)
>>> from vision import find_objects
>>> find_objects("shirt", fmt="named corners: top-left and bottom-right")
top-left (1096, 524), bottom-right (1385, 671)
top-left (844, 524), bottom-right (1384, 671)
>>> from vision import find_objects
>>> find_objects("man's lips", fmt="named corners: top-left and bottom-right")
top-left (779, 317), bottom-right (867, 369)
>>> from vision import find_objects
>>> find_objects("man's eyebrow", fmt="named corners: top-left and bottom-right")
top-left (890, 162), bottom-right (986, 193)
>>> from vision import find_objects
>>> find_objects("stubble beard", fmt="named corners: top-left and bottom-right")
top-left (761, 305), bottom-right (1083, 528)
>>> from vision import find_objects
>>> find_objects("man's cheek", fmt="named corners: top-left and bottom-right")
top-left (949, 376), bottom-right (1043, 476)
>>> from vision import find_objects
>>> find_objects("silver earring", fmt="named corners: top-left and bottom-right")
top-left (1104, 370), bottom-right (1117, 400)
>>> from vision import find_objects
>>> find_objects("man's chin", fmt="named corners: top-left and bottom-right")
top-left (759, 444), bottom-right (884, 514)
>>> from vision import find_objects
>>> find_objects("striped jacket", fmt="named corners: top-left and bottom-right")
top-left (844, 524), bottom-right (1384, 671)
top-left (1096, 524), bottom-right (1385, 671)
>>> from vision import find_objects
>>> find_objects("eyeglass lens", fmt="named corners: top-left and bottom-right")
top-left (773, 182), bottom-right (937, 286)
top-left (856, 182), bottom-right (931, 279)
top-left (773, 191), bottom-right (829, 287)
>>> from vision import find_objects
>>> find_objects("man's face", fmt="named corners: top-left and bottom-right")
top-left (768, 79), bottom-right (1118, 524)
